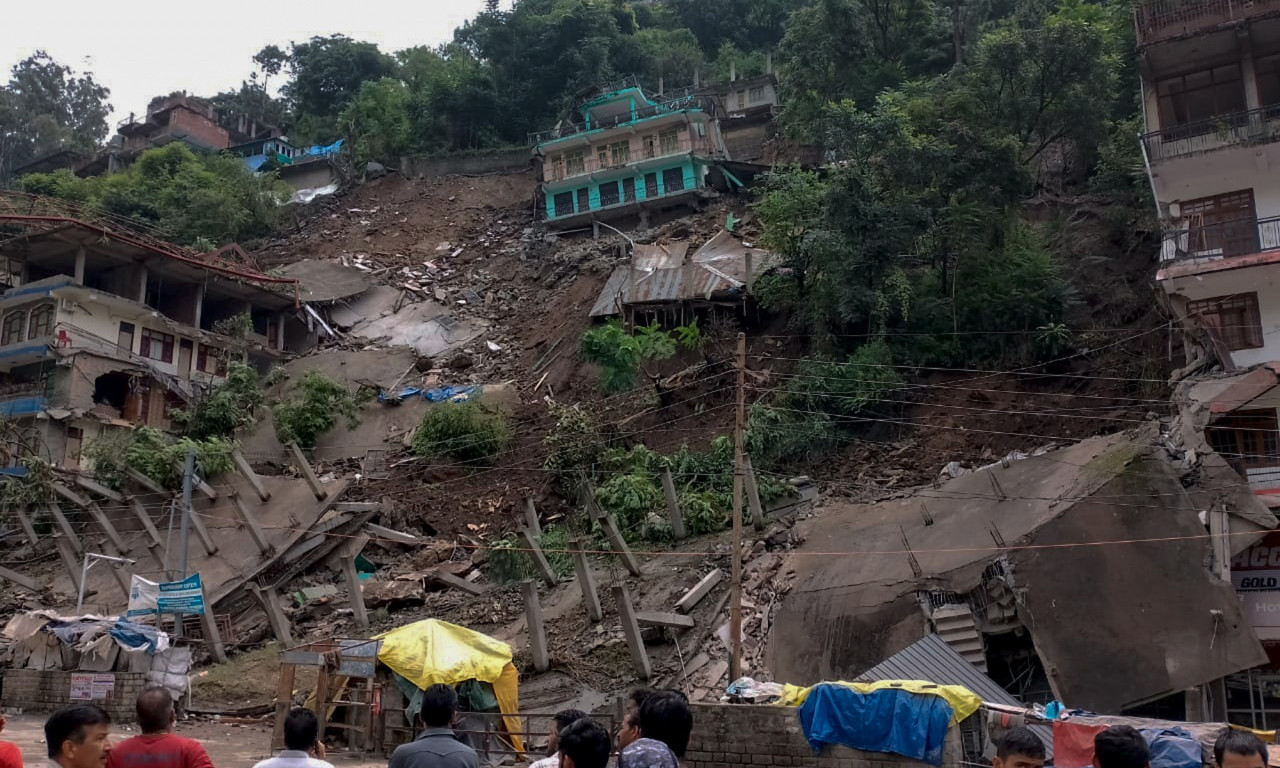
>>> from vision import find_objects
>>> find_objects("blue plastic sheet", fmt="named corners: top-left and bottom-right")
top-left (424, 386), bottom-right (478, 402)
top-left (109, 619), bottom-right (165, 654)
top-left (797, 684), bottom-right (953, 765)
top-left (1141, 728), bottom-right (1202, 768)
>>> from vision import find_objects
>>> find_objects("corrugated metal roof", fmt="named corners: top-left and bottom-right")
top-left (857, 633), bottom-right (1053, 757)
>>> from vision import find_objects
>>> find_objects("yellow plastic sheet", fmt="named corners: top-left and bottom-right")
top-left (779, 680), bottom-right (983, 723)
top-left (376, 619), bottom-right (524, 752)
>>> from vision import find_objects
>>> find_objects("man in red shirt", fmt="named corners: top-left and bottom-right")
top-left (106, 688), bottom-right (212, 768)
top-left (0, 711), bottom-right (22, 768)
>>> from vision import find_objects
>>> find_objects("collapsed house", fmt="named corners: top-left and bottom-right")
top-left (769, 426), bottom-right (1277, 720)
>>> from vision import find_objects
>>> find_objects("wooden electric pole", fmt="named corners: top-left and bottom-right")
top-left (730, 332), bottom-right (746, 681)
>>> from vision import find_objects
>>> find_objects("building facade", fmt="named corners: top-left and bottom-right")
top-left (531, 79), bottom-right (727, 228)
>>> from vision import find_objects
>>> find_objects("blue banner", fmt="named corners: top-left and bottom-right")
top-left (156, 574), bottom-right (205, 615)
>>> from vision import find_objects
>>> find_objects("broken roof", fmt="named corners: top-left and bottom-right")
top-left (590, 231), bottom-right (778, 317)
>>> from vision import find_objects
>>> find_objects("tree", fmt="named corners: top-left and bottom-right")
top-left (0, 51), bottom-right (111, 178)
top-left (339, 78), bottom-right (412, 165)
top-left (282, 35), bottom-right (396, 140)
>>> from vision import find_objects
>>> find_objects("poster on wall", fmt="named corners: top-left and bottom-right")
top-left (69, 674), bottom-right (93, 700)
top-left (90, 674), bottom-right (115, 699)
top-left (128, 574), bottom-right (205, 616)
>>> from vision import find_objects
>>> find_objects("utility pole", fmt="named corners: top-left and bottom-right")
top-left (730, 332), bottom-right (746, 680)
top-left (177, 448), bottom-right (195, 639)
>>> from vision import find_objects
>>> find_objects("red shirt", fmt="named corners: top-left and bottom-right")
top-left (0, 740), bottom-right (23, 768)
top-left (106, 734), bottom-right (213, 768)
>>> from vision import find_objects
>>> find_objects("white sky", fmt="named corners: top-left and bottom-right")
top-left (0, 0), bottom-right (492, 127)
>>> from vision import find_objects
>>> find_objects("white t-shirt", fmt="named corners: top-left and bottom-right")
top-left (252, 750), bottom-right (336, 768)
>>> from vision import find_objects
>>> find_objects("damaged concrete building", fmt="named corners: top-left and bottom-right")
top-left (0, 195), bottom-right (306, 469)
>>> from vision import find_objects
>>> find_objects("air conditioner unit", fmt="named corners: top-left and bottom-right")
top-left (58, 298), bottom-right (77, 313)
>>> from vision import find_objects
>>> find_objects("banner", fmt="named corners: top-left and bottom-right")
top-left (127, 574), bottom-right (205, 616)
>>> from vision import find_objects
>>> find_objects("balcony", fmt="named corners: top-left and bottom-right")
top-left (543, 136), bottom-right (718, 184)
top-left (1141, 105), bottom-right (1280, 162)
top-left (529, 89), bottom-right (712, 145)
top-left (1159, 215), bottom-right (1280, 263)
top-left (1135, 0), bottom-right (1280, 47)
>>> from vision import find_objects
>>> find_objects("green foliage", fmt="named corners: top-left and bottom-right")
top-left (486, 525), bottom-right (573, 584)
top-left (172, 362), bottom-right (265, 440)
top-left (746, 404), bottom-right (839, 467)
top-left (542, 403), bottom-right (607, 487)
top-left (596, 471), bottom-right (664, 535)
top-left (0, 455), bottom-right (56, 512)
top-left (1, 51), bottom-right (111, 179)
top-left (272, 371), bottom-right (362, 449)
top-left (411, 401), bottom-right (511, 464)
top-left (580, 320), bottom-right (702, 393)
top-left (84, 427), bottom-right (234, 490)
top-left (18, 144), bottom-right (289, 248)
top-left (282, 35), bottom-right (397, 141)
top-left (340, 78), bottom-right (412, 166)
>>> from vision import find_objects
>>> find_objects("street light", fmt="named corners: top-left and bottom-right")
top-left (76, 552), bottom-right (137, 613)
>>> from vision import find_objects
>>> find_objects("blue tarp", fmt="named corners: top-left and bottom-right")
top-left (301, 138), bottom-right (344, 158)
top-left (1141, 728), bottom-right (1202, 768)
top-left (109, 619), bottom-right (165, 655)
top-left (797, 684), bottom-right (953, 766)
top-left (424, 385), bottom-right (478, 402)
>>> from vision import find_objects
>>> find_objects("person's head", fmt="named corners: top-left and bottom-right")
top-left (419, 684), bottom-right (459, 729)
top-left (994, 727), bottom-right (1047, 768)
top-left (618, 688), bottom-right (656, 749)
top-left (1094, 726), bottom-right (1151, 768)
top-left (1215, 730), bottom-right (1268, 768)
top-left (637, 690), bottom-right (692, 758)
top-left (283, 708), bottom-right (320, 753)
top-left (547, 709), bottom-right (588, 756)
top-left (135, 686), bottom-right (176, 735)
top-left (558, 718), bottom-right (611, 768)
top-left (45, 705), bottom-right (112, 768)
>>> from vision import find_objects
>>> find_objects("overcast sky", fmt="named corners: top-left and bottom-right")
top-left (0, 0), bottom-right (492, 127)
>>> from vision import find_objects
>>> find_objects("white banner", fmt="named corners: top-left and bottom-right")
top-left (127, 575), bottom-right (160, 618)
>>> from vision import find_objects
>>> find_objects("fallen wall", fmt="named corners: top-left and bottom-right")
top-left (685, 703), bottom-right (962, 768)
top-left (0, 669), bottom-right (148, 720)
top-left (400, 150), bottom-right (529, 179)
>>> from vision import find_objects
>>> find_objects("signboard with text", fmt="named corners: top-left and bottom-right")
top-left (1233, 531), bottom-right (1280, 628)
top-left (127, 574), bottom-right (205, 616)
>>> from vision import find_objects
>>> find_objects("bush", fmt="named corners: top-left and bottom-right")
top-left (84, 427), bottom-right (234, 490)
top-left (579, 320), bottom-right (700, 393)
top-left (272, 371), bottom-right (363, 448)
top-left (543, 404), bottom-right (607, 487)
top-left (595, 472), bottom-right (663, 536)
top-left (412, 401), bottom-right (511, 463)
top-left (485, 525), bottom-right (573, 584)
top-left (172, 362), bottom-right (265, 440)
top-left (745, 404), bottom-right (838, 466)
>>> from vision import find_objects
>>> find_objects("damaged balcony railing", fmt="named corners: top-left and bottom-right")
top-left (1140, 105), bottom-right (1280, 161)
top-left (543, 136), bottom-right (719, 182)
top-left (1135, 0), bottom-right (1280, 47)
top-left (1158, 215), bottom-right (1280, 262)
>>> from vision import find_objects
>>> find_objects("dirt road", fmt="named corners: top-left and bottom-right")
top-left (0, 714), bottom-right (384, 768)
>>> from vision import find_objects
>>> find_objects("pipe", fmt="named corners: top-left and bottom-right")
top-left (1138, 134), bottom-right (1162, 221)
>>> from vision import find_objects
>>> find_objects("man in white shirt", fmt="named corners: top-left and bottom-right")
top-left (252, 709), bottom-right (334, 768)
top-left (529, 710), bottom-right (587, 768)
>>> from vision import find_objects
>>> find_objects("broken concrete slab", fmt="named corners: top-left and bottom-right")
top-left (636, 611), bottom-right (696, 629)
top-left (277, 259), bottom-right (373, 303)
top-left (676, 569), bottom-right (724, 614)
top-left (329, 284), bottom-right (401, 328)
top-left (350, 299), bottom-right (486, 358)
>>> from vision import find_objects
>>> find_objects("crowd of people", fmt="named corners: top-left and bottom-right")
top-left (0, 685), bottom-right (1273, 768)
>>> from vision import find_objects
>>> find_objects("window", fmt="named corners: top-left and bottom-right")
top-left (576, 187), bottom-right (591, 213)
top-left (565, 150), bottom-right (586, 176)
top-left (553, 191), bottom-right (575, 218)
top-left (139, 328), bottom-right (175, 363)
top-left (1257, 53), bottom-right (1280, 110)
top-left (609, 140), bottom-right (631, 167)
top-left (643, 135), bottom-right (656, 158)
top-left (1, 311), bottom-right (25, 345)
top-left (659, 128), bottom-right (681, 155)
top-left (736, 90), bottom-right (746, 110)
top-left (599, 181), bottom-right (620, 207)
top-left (1156, 64), bottom-right (1246, 128)
top-left (663, 167), bottom-right (686, 193)
top-left (1185, 293), bottom-right (1263, 350)
top-left (117, 321), bottom-right (135, 353)
top-left (597, 146), bottom-right (609, 170)
top-left (1208, 410), bottom-right (1280, 473)
top-left (1182, 190), bottom-right (1258, 257)
top-left (644, 173), bottom-right (659, 198)
top-left (748, 86), bottom-right (766, 104)
top-left (27, 304), bottom-right (53, 340)
top-left (196, 344), bottom-right (227, 375)
top-left (623, 177), bottom-right (636, 203)
top-left (549, 155), bottom-right (565, 181)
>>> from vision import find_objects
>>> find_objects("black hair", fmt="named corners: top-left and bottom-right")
top-left (558, 718), bottom-right (611, 768)
top-left (135, 686), bottom-right (174, 734)
top-left (628, 688), bottom-right (656, 713)
top-left (554, 709), bottom-right (589, 733)
top-left (284, 707), bottom-right (319, 752)
top-left (45, 705), bottom-right (110, 759)
top-left (637, 690), bottom-right (693, 758)
top-left (997, 727), bottom-right (1046, 761)
top-left (420, 684), bottom-right (459, 728)
top-left (1095, 725), bottom-right (1151, 768)
top-left (1215, 729), bottom-right (1268, 767)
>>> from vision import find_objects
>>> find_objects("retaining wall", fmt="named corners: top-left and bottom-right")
top-left (686, 703), bottom-right (962, 768)
top-left (0, 669), bottom-right (148, 721)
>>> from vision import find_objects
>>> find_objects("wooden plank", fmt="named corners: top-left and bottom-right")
top-left (635, 611), bottom-right (695, 629)
top-left (12, 506), bottom-right (39, 546)
top-left (231, 449), bottom-right (271, 502)
top-left (87, 502), bottom-right (129, 553)
top-left (272, 662), bottom-right (297, 751)
top-left (570, 538), bottom-right (602, 622)
top-left (366, 523), bottom-right (421, 546)
top-left (128, 497), bottom-right (164, 547)
top-left (428, 569), bottom-right (486, 596)
top-left (45, 504), bottom-right (82, 553)
top-left (614, 583), bottom-right (652, 680)
top-left (125, 467), bottom-right (169, 496)
top-left (288, 441), bottom-right (328, 500)
top-left (51, 482), bottom-right (90, 507)
top-left (517, 527), bottom-right (558, 586)
top-left (0, 564), bottom-right (40, 592)
top-left (522, 581), bottom-right (550, 672)
top-left (229, 492), bottom-right (272, 555)
top-left (76, 475), bottom-right (124, 502)
top-left (676, 569), bottom-right (724, 614)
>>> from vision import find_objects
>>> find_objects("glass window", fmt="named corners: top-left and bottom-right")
top-left (597, 146), bottom-right (609, 169)
top-left (1156, 64), bottom-right (1246, 127)
top-left (576, 187), bottom-right (591, 212)
top-left (553, 191), bottom-right (574, 218)
top-left (659, 128), bottom-right (681, 155)
top-left (565, 150), bottom-right (586, 176)
top-left (600, 181), bottom-right (620, 207)
top-left (663, 167), bottom-right (686, 193)
top-left (1257, 53), bottom-right (1280, 109)
top-left (1, 311), bottom-right (25, 345)
top-left (27, 304), bottom-right (53, 339)
top-left (1185, 293), bottom-right (1263, 350)
top-left (623, 177), bottom-right (636, 203)
top-left (196, 344), bottom-right (227, 375)
top-left (140, 328), bottom-right (175, 363)
top-left (610, 140), bottom-right (631, 167)
top-left (748, 86), bottom-right (766, 104)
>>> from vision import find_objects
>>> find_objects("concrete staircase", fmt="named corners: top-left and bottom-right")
top-left (932, 603), bottom-right (989, 673)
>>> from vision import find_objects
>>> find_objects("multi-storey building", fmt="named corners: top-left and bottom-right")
top-left (116, 95), bottom-right (231, 157)
top-left (531, 77), bottom-right (727, 228)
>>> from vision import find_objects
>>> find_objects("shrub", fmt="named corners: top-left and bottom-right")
top-left (485, 525), bottom-right (573, 584)
top-left (579, 320), bottom-right (701, 393)
top-left (543, 404), bottom-right (606, 487)
top-left (84, 427), bottom-right (234, 490)
top-left (172, 362), bottom-right (265, 439)
top-left (595, 472), bottom-right (663, 536)
top-left (272, 371), bottom-right (362, 448)
top-left (412, 401), bottom-right (511, 463)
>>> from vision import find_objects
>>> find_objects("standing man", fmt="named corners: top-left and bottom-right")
top-left (992, 727), bottom-right (1046, 768)
top-left (44, 705), bottom-right (112, 768)
top-left (107, 687), bottom-right (212, 768)
top-left (0, 711), bottom-right (23, 768)
top-left (252, 708), bottom-right (334, 768)
top-left (387, 685), bottom-right (478, 768)
top-left (1215, 731), bottom-right (1269, 768)
top-left (530, 710), bottom-right (587, 768)
top-left (1093, 726), bottom-right (1152, 768)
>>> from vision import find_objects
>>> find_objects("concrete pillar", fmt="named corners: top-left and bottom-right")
top-left (136, 265), bottom-right (148, 304)
top-left (55, 533), bottom-right (82, 595)
top-left (288, 442), bottom-right (328, 501)
top-left (570, 538), bottom-right (603, 622)
top-left (229, 491), bottom-right (272, 556)
top-left (73, 246), bottom-right (86, 286)
top-left (518, 527), bottom-right (558, 586)
top-left (342, 554), bottom-right (368, 628)
top-left (524, 498), bottom-right (541, 536)
top-left (522, 580), bottom-right (550, 672)
top-left (232, 449), bottom-right (271, 501)
top-left (661, 469), bottom-right (687, 540)
top-left (275, 312), bottom-right (287, 351)
top-left (614, 583), bottom-right (652, 680)
top-left (193, 283), bottom-right (205, 329)
top-left (1242, 33), bottom-right (1261, 111)
top-left (247, 583), bottom-right (293, 645)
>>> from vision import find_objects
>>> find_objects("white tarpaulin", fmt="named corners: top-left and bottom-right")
top-left (127, 576), bottom-right (160, 618)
